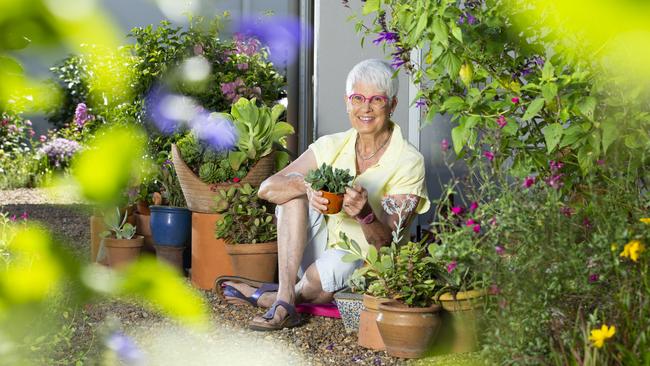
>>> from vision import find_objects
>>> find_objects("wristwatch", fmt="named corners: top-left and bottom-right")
top-left (356, 210), bottom-right (375, 225)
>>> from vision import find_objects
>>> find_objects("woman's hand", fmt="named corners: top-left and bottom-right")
top-left (343, 184), bottom-right (370, 218)
top-left (305, 183), bottom-right (329, 212)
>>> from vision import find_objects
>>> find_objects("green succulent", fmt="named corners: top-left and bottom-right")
top-left (305, 163), bottom-right (354, 194)
top-left (203, 147), bottom-right (228, 165)
top-left (214, 183), bottom-right (277, 244)
top-left (198, 162), bottom-right (219, 183)
top-left (176, 133), bottom-right (202, 167)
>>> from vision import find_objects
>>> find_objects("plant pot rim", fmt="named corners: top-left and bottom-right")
top-left (319, 190), bottom-right (344, 196)
top-left (103, 235), bottom-right (144, 248)
top-left (438, 289), bottom-right (487, 302)
top-left (378, 300), bottom-right (441, 313)
top-left (225, 241), bottom-right (278, 254)
top-left (334, 291), bottom-right (364, 301)
top-left (149, 205), bottom-right (190, 212)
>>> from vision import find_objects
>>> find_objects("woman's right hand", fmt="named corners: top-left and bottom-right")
top-left (305, 183), bottom-right (329, 213)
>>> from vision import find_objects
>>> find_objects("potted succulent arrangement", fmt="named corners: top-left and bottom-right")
top-left (337, 197), bottom-right (443, 358)
top-left (172, 98), bottom-right (294, 213)
top-left (149, 160), bottom-right (191, 272)
top-left (214, 183), bottom-right (278, 283)
top-left (99, 207), bottom-right (144, 268)
top-left (304, 163), bottom-right (355, 214)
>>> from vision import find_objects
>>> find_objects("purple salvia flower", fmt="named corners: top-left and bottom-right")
top-left (457, 15), bottom-right (465, 25)
top-left (372, 31), bottom-right (399, 45)
top-left (533, 56), bottom-right (545, 67)
top-left (466, 13), bottom-right (477, 25)
top-left (415, 98), bottom-right (427, 108)
top-left (469, 201), bottom-right (479, 212)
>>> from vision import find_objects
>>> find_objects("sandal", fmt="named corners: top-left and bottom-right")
top-left (249, 300), bottom-right (302, 331)
top-left (214, 276), bottom-right (278, 307)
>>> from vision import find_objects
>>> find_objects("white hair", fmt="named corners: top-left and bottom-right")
top-left (345, 59), bottom-right (399, 99)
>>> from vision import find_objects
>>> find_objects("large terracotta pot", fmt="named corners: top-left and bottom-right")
top-left (171, 144), bottom-right (275, 213)
top-left (191, 212), bottom-right (234, 289)
top-left (224, 241), bottom-right (277, 283)
top-left (320, 191), bottom-right (344, 214)
top-left (358, 294), bottom-right (388, 350)
top-left (435, 290), bottom-right (485, 354)
top-left (376, 300), bottom-right (442, 359)
top-left (103, 235), bottom-right (144, 268)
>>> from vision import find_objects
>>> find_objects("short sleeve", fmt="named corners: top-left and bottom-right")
top-left (307, 130), bottom-right (353, 167)
top-left (385, 154), bottom-right (430, 214)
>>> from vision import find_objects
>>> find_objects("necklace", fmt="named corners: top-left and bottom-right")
top-left (356, 132), bottom-right (391, 161)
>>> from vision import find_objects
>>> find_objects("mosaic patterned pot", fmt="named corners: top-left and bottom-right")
top-left (333, 291), bottom-right (364, 333)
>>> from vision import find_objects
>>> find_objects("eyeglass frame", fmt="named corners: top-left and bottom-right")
top-left (347, 93), bottom-right (391, 108)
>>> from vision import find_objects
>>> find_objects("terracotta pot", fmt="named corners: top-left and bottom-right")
top-left (320, 191), bottom-right (344, 214)
top-left (191, 212), bottom-right (234, 289)
top-left (334, 292), bottom-right (364, 333)
top-left (155, 245), bottom-right (184, 272)
top-left (103, 235), bottom-right (144, 268)
top-left (358, 294), bottom-right (388, 350)
top-left (90, 215), bottom-right (106, 263)
top-left (435, 290), bottom-right (485, 354)
top-left (224, 241), bottom-right (277, 283)
top-left (171, 144), bottom-right (276, 213)
top-left (134, 214), bottom-right (154, 252)
top-left (136, 200), bottom-right (151, 215)
top-left (377, 300), bottom-right (443, 359)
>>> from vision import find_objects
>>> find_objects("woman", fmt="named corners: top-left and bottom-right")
top-left (219, 59), bottom-right (430, 330)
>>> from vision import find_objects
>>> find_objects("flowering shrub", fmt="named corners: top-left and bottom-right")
top-left (38, 137), bottom-right (80, 169)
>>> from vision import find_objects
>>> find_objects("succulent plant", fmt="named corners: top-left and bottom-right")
top-left (214, 183), bottom-right (277, 244)
top-left (305, 163), bottom-right (354, 194)
top-left (100, 207), bottom-right (136, 240)
top-left (198, 162), bottom-right (219, 183)
top-left (176, 132), bottom-right (203, 167)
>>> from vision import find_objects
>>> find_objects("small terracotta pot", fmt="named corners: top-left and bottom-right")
top-left (357, 294), bottom-right (388, 350)
top-left (320, 191), bottom-right (344, 214)
top-left (103, 235), bottom-right (144, 268)
top-left (136, 200), bottom-right (151, 215)
top-left (436, 290), bottom-right (485, 354)
top-left (155, 245), bottom-right (184, 273)
top-left (377, 300), bottom-right (442, 359)
top-left (224, 241), bottom-right (278, 283)
top-left (191, 212), bottom-right (234, 289)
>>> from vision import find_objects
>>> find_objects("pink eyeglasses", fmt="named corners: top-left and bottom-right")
top-left (348, 94), bottom-right (390, 108)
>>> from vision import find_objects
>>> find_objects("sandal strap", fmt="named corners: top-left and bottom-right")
top-left (262, 300), bottom-right (296, 321)
top-left (250, 283), bottom-right (279, 304)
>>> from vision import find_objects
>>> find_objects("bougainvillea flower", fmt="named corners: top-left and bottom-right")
top-left (451, 206), bottom-right (464, 215)
top-left (495, 246), bottom-right (505, 256)
top-left (588, 325), bottom-right (615, 348)
top-left (469, 201), bottom-right (479, 212)
top-left (511, 97), bottom-right (520, 104)
top-left (441, 139), bottom-right (449, 152)
top-left (446, 260), bottom-right (457, 273)
top-left (483, 150), bottom-right (495, 161)
top-left (545, 174), bottom-right (564, 190)
top-left (560, 206), bottom-right (574, 217)
top-left (234, 16), bottom-right (312, 66)
top-left (465, 218), bottom-right (475, 227)
top-left (472, 224), bottom-right (481, 233)
top-left (620, 240), bottom-right (645, 262)
top-left (549, 160), bottom-right (564, 172)
top-left (523, 176), bottom-right (535, 188)
top-left (496, 115), bottom-right (507, 128)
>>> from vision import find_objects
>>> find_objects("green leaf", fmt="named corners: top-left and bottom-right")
top-left (367, 245), bottom-right (378, 264)
top-left (362, 0), bottom-right (380, 15)
top-left (412, 13), bottom-right (429, 42)
top-left (274, 151), bottom-right (290, 171)
top-left (227, 151), bottom-right (247, 171)
top-left (342, 253), bottom-right (360, 263)
top-left (441, 52), bottom-right (461, 78)
top-left (450, 22), bottom-right (463, 43)
top-left (601, 119), bottom-right (619, 153)
top-left (442, 96), bottom-right (465, 112)
top-left (432, 18), bottom-right (449, 47)
top-left (541, 83), bottom-right (557, 103)
top-left (522, 98), bottom-right (545, 121)
top-left (577, 96), bottom-right (597, 120)
top-left (542, 123), bottom-right (563, 153)
top-left (271, 122), bottom-right (295, 144)
top-left (542, 61), bottom-right (554, 80)
top-left (451, 122), bottom-right (467, 155)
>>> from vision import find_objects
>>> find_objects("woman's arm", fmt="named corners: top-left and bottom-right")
top-left (257, 149), bottom-right (318, 205)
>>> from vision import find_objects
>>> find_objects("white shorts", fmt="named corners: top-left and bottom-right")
top-left (276, 205), bottom-right (363, 293)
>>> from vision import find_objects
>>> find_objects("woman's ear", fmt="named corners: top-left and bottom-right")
top-left (391, 96), bottom-right (398, 114)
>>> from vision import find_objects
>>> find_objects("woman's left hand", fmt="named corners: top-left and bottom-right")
top-left (343, 184), bottom-right (369, 218)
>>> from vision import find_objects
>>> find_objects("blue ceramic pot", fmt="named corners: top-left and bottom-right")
top-left (149, 205), bottom-right (191, 247)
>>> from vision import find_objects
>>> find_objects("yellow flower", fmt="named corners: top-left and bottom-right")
top-left (620, 240), bottom-right (646, 262)
top-left (610, 243), bottom-right (618, 252)
top-left (640, 218), bottom-right (650, 224)
top-left (589, 324), bottom-right (616, 348)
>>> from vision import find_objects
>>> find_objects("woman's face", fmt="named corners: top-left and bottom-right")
top-left (346, 82), bottom-right (397, 136)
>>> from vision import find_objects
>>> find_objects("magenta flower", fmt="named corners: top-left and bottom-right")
top-left (472, 224), bottom-right (481, 233)
top-left (588, 274), bottom-right (599, 283)
top-left (446, 260), bottom-right (458, 273)
top-left (483, 150), bottom-right (495, 161)
top-left (523, 176), bottom-right (535, 188)
top-left (20, 211), bottom-right (28, 220)
top-left (489, 216), bottom-right (497, 226)
top-left (28, 129), bottom-right (35, 137)
top-left (496, 115), bottom-right (507, 129)
top-left (233, 33), bottom-right (261, 57)
top-left (495, 245), bottom-right (505, 256)
top-left (465, 218), bottom-right (475, 227)
top-left (597, 159), bottom-right (605, 166)
top-left (560, 206), bottom-right (574, 217)
top-left (451, 206), bottom-right (464, 215)
top-left (511, 97), bottom-right (520, 104)
top-left (39, 135), bottom-right (47, 143)
top-left (10, 215), bottom-right (16, 222)
top-left (545, 174), bottom-right (564, 190)
top-left (441, 139), bottom-right (449, 152)
top-left (583, 218), bottom-right (592, 230)
top-left (236, 63), bottom-right (249, 71)
top-left (469, 201), bottom-right (479, 212)
top-left (549, 160), bottom-right (564, 172)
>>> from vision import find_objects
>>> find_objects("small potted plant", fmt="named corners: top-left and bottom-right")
top-left (214, 183), bottom-right (278, 282)
top-left (304, 163), bottom-right (354, 214)
top-left (99, 207), bottom-right (144, 268)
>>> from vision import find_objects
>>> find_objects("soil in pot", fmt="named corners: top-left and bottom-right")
top-left (224, 242), bottom-right (277, 283)
top-left (358, 294), bottom-right (388, 351)
top-left (104, 235), bottom-right (144, 268)
top-left (376, 300), bottom-right (443, 359)
top-left (320, 191), bottom-right (344, 214)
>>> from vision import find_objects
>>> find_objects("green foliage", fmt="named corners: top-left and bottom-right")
top-left (176, 130), bottom-right (248, 184)
top-left (214, 184), bottom-right (276, 244)
top-left (46, 54), bottom-right (89, 128)
top-left (159, 161), bottom-right (186, 208)
top-left (176, 132), bottom-right (203, 167)
top-left (353, 0), bottom-right (650, 191)
top-left (305, 163), bottom-right (354, 194)
top-left (100, 207), bottom-right (136, 240)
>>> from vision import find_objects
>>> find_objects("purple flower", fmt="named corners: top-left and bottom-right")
top-left (483, 150), bottom-right (495, 161)
top-left (326, 343), bottom-right (334, 351)
top-left (10, 215), bottom-right (16, 222)
top-left (441, 139), bottom-right (450, 152)
top-left (373, 31), bottom-right (399, 45)
top-left (74, 103), bottom-right (93, 127)
top-left (457, 15), bottom-right (465, 25)
top-left (373, 357), bottom-right (383, 366)
top-left (446, 260), bottom-right (458, 273)
top-left (496, 115), bottom-right (507, 129)
top-left (597, 159), bottom-right (605, 166)
top-left (469, 201), bottom-right (479, 212)
top-left (523, 176), bottom-right (535, 188)
top-left (495, 245), bottom-right (505, 256)
top-left (545, 173), bottom-right (564, 190)
top-left (588, 273), bottom-right (599, 283)
top-left (390, 56), bottom-right (406, 69)
top-left (236, 63), bottom-right (249, 71)
top-left (39, 135), bottom-right (47, 143)
top-left (472, 224), bottom-right (481, 233)
top-left (233, 33), bottom-right (261, 57)
top-left (415, 98), bottom-right (427, 108)
top-left (190, 112), bottom-right (238, 151)
top-left (549, 160), bottom-right (564, 172)
top-left (583, 217), bottom-right (592, 230)
top-left (511, 97), bottom-right (520, 104)
top-left (20, 211), bottom-right (28, 220)
top-left (533, 56), bottom-right (545, 67)
top-left (489, 284), bottom-right (501, 295)
top-left (106, 332), bottom-right (143, 365)
top-left (489, 216), bottom-right (497, 226)
top-left (451, 206), bottom-right (464, 215)
top-left (466, 13), bottom-right (477, 25)
top-left (39, 138), bottom-right (81, 168)
top-left (234, 16), bottom-right (313, 66)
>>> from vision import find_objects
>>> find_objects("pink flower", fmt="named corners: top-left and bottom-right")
top-left (25, 120), bottom-right (32, 126)
top-left (495, 245), bottom-right (505, 256)
top-left (472, 224), bottom-right (481, 233)
top-left (511, 97), bottom-right (520, 104)
top-left (469, 201), bottom-right (479, 212)
top-left (39, 135), bottom-right (47, 143)
top-left (465, 218), bottom-right (475, 227)
top-left (29, 129), bottom-right (35, 137)
top-left (496, 115), bottom-right (507, 128)
top-left (441, 139), bottom-right (449, 152)
top-left (489, 216), bottom-right (497, 226)
top-left (233, 177), bottom-right (241, 183)
top-left (489, 284), bottom-right (501, 295)
top-left (549, 160), bottom-right (564, 172)
top-left (20, 211), bottom-right (28, 220)
top-left (545, 173), bottom-right (564, 190)
top-left (446, 260), bottom-right (457, 273)
top-left (560, 206), bottom-right (574, 217)
top-left (597, 159), bottom-right (605, 166)
top-left (483, 150), bottom-right (494, 161)
top-left (451, 206), bottom-right (464, 215)
top-left (588, 273), bottom-right (599, 283)
top-left (523, 176), bottom-right (535, 188)
top-left (10, 215), bottom-right (16, 222)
